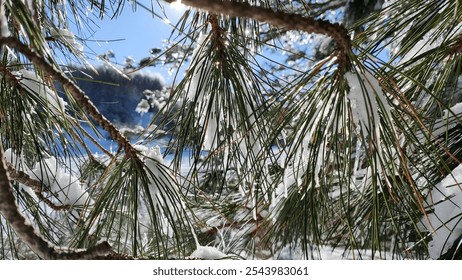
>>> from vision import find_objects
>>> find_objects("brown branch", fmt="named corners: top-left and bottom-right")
top-left (5, 162), bottom-right (71, 211)
top-left (0, 147), bottom-right (112, 259)
top-left (450, 34), bottom-right (462, 55)
top-left (51, 241), bottom-right (112, 260)
top-left (5, 163), bottom-right (43, 193)
top-left (0, 37), bottom-right (139, 160)
top-left (0, 155), bottom-right (52, 259)
top-left (208, 14), bottom-right (223, 36)
top-left (167, 0), bottom-right (351, 67)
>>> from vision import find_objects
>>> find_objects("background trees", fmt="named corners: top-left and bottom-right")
top-left (1, 0), bottom-right (462, 259)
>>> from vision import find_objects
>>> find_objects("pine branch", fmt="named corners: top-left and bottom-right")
top-left (5, 162), bottom-right (71, 211)
top-left (166, 0), bottom-right (351, 67)
top-left (0, 146), bottom-right (112, 259)
top-left (1, 65), bottom-right (114, 159)
top-left (0, 37), bottom-right (139, 160)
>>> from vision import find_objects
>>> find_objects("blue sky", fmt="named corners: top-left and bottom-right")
top-left (74, 0), bottom-right (187, 82)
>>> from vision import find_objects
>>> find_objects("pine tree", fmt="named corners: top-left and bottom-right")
top-left (1, 0), bottom-right (462, 260)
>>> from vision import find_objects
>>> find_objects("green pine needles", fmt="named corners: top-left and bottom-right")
top-left (1, 0), bottom-right (462, 259)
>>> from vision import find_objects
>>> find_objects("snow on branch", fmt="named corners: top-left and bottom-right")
top-left (3, 147), bottom-right (95, 211)
top-left (14, 69), bottom-right (67, 113)
top-left (5, 162), bottom-right (70, 211)
top-left (166, 0), bottom-right (351, 68)
top-left (0, 0), bottom-right (10, 37)
top-left (422, 163), bottom-right (462, 259)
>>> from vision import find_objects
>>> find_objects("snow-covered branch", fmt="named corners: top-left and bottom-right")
top-left (0, 147), bottom-right (112, 259)
top-left (5, 162), bottom-right (70, 211)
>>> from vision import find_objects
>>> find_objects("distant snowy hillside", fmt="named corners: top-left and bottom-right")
top-left (70, 66), bottom-right (165, 127)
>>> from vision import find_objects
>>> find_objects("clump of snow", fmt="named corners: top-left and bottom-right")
top-left (422, 163), bottom-right (462, 259)
top-left (137, 145), bottom-right (179, 212)
top-left (142, 147), bottom-right (166, 207)
top-left (133, 144), bottom-right (150, 154)
top-left (319, 37), bottom-right (333, 55)
top-left (0, 0), bottom-right (10, 37)
top-left (135, 88), bottom-right (171, 116)
top-left (118, 125), bottom-right (145, 138)
top-left (184, 33), bottom-right (219, 151)
top-left (14, 70), bottom-right (67, 113)
top-left (442, 102), bottom-right (462, 121)
top-left (430, 102), bottom-right (462, 136)
top-left (187, 207), bottom-right (229, 260)
top-left (187, 33), bottom-right (211, 101)
top-left (205, 216), bottom-right (223, 228)
top-left (49, 28), bottom-right (84, 55)
top-left (190, 245), bottom-right (228, 260)
top-left (401, 39), bottom-right (431, 64)
top-left (135, 99), bottom-right (150, 115)
top-left (32, 156), bottom-right (91, 206)
top-left (145, 145), bottom-right (164, 163)
top-left (345, 70), bottom-right (389, 132)
top-left (273, 69), bottom-right (391, 218)
top-left (203, 109), bottom-right (218, 151)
